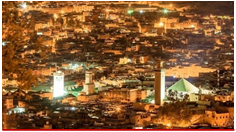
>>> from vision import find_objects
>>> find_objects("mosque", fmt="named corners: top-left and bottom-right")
top-left (43, 61), bottom-right (200, 105)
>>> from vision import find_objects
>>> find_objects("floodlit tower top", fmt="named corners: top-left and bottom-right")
top-left (157, 61), bottom-right (164, 69)
top-left (54, 71), bottom-right (64, 76)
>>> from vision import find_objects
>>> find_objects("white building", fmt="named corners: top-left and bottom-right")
top-left (53, 71), bottom-right (65, 97)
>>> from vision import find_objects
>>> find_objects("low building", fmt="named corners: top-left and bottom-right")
top-left (214, 95), bottom-right (231, 103)
top-left (37, 92), bottom-right (53, 100)
top-left (77, 93), bottom-right (99, 101)
top-left (4, 97), bottom-right (14, 109)
top-left (204, 110), bottom-right (230, 127)
top-left (62, 94), bottom-right (77, 104)
top-left (133, 102), bottom-right (159, 112)
top-left (189, 93), bottom-right (200, 102)
top-left (130, 112), bottom-right (151, 127)
top-left (2, 78), bottom-right (18, 87)
top-left (99, 88), bottom-right (142, 102)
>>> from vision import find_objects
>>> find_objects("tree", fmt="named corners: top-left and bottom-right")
top-left (2, 2), bottom-right (47, 94)
top-left (227, 116), bottom-right (234, 128)
top-left (183, 94), bottom-right (189, 101)
top-left (156, 100), bottom-right (193, 127)
top-left (167, 89), bottom-right (178, 101)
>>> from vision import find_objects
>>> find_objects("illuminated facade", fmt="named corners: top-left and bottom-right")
top-left (204, 110), bottom-right (230, 127)
top-left (83, 71), bottom-right (95, 95)
top-left (99, 88), bottom-right (147, 102)
top-left (154, 61), bottom-right (165, 106)
top-left (53, 71), bottom-right (65, 97)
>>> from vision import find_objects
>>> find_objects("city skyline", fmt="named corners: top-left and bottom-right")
top-left (2, 1), bottom-right (234, 130)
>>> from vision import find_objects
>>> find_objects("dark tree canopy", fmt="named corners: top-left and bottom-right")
top-left (156, 100), bottom-right (193, 127)
top-left (2, 2), bottom-right (48, 92)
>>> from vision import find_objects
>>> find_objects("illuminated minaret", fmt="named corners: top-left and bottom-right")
top-left (53, 71), bottom-right (65, 97)
top-left (83, 71), bottom-right (95, 95)
top-left (154, 61), bottom-right (165, 106)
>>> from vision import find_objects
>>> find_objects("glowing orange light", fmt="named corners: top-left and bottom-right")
top-left (159, 22), bottom-right (164, 26)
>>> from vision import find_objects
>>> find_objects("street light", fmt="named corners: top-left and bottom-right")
top-left (116, 107), bottom-right (120, 112)
top-left (127, 9), bottom-right (134, 15)
top-left (159, 22), bottom-right (166, 34)
top-left (139, 10), bottom-right (144, 14)
top-left (163, 9), bottom-right (168, 14)
top-left (159, 22), bottom-right (164, 27)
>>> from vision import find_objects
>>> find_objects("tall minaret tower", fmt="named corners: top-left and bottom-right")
top-left (154, 61), bottom-right (165, 106)
top-left (83, 71), bottom-right (95, 95)
top-left (53, 71), bottom-right (65, 97)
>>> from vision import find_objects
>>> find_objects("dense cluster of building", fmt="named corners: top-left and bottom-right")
top-left (2, 1), bottom-right (234, 129)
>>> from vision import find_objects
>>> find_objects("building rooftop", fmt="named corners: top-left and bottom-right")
top-left (64, 81), bottom-right (77, 86)
top-left (167, 78), bottom-right (199, 93)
